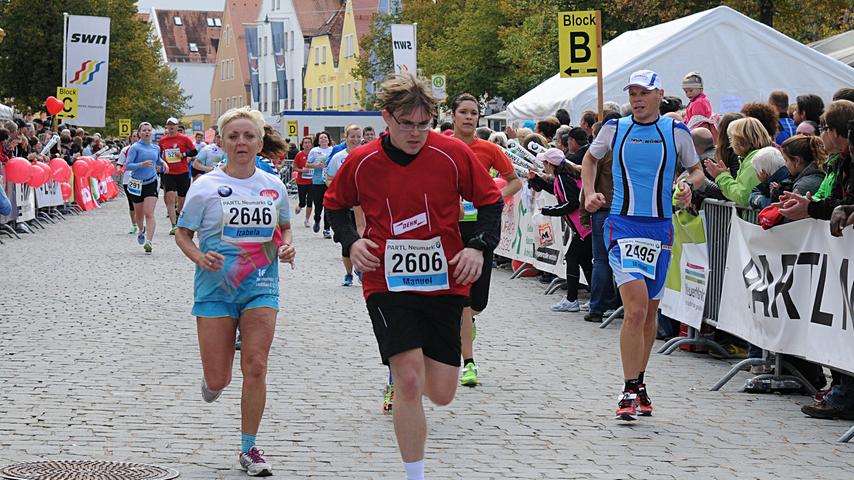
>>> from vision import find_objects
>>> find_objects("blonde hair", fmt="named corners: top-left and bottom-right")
top-left (344, 124), bottom-right (362, 136)
top-left (727, 117), bottom-right (772, 157)
top-left (217, 107), bottom-right (265, 138)
top-left (376, 72), bottom-right (438, 117)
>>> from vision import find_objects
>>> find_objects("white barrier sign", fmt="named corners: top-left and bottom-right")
top-left (36, 181), bottom-right (64, 208)
top-left (718, 212), bottom-right (854, 373)
top-left (15, 184), bottom-right (36, 222)
top-left (495, 185), bottom-right (570, 278)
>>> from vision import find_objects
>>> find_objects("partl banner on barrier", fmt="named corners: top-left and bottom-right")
top-left (718, 211), bottom-right (854, 373)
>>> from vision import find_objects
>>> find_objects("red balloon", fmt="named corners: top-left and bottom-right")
top-left (107, 162), bottom-right (116, 176)
top-left (5, 157), bottom-right (32, 184)
top-left (60, 182), bottom-right (72, 201)
top-left (102, 159), bottom-right (113, 177)
top-left (49, 158), bottom-right (71, 183)
top-left (72, 158), bottom-right (91, 177)
top-left (45, 96), bottom-right (64, 116)
top-left (27, 163), bottom-right (46, 187)
top-left (34, 162), bottom-right (52, 184)
top-left (89, 159), bottom-right (104, 178)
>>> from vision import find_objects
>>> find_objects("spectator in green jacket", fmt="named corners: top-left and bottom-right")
top-left (703, 117), bottom-right (771, 206)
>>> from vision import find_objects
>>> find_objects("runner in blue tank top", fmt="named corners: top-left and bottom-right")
top-left (582, 70), bottom-right (705, 422)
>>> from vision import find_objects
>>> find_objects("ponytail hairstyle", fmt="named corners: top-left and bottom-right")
top-left (781, 134), bottom-right (828, 169)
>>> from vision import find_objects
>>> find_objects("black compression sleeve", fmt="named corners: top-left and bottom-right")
top-left (327, 208), bottom-right (360, 250)
top-left (467, 200), bottom-right (503, 251)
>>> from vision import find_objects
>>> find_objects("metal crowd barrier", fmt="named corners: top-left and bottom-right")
top-left (656, 199), bottom-right (756, 355)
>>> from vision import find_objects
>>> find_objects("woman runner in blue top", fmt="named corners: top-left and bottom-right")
top-left (125, 122), bottom-right (169, 253)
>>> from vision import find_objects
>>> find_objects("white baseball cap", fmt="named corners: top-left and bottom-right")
top-left (166, 117), bottom-right (179, 125)
top-left (623, 70), bottom-right (662, 91)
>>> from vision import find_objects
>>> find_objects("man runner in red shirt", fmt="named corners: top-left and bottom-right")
top-left (159, 117), bottom-right (198, 234)
top-left (325, 73), bottom-right (503, 480)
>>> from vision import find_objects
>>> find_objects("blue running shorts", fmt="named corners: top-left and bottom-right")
top-left (604, 215), bottom-right (673, 301)
top-left (192, 294), bottom-right (279, 319)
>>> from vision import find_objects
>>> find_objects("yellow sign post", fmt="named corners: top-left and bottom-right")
top-left (118, 119), bottom-right (132, 137)
top-left (558, 10), bottom-right (604, 119)
top-left (287, 120), bottom-right (299, 138)
top-left (55, 87), bottom-right (79, 121)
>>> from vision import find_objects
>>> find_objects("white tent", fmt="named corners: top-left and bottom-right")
top-left (506, 6), bottom-right (854, 123)
top-left (0, 103), bottom-right (13, 121)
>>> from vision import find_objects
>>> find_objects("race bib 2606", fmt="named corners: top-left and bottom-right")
top-left (384, 237), bottom-right (449, 292)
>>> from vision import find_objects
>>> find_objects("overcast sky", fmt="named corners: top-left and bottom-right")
top-left (136, 0), bottom-right (224, 11)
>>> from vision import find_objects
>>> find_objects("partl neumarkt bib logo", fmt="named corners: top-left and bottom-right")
top-left (70, 60), bottom-right (106, 85)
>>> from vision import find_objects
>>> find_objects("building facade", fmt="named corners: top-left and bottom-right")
top-left (209, 0), bottom-right (261, 125)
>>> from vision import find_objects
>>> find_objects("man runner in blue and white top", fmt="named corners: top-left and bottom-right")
top-left (582, 70), bottom-right (705, 421)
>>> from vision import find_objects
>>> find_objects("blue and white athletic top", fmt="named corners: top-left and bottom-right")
top-left (177, 168), bottom-right (290, 303)
top-left (589, 115), bottom-right (698, 219)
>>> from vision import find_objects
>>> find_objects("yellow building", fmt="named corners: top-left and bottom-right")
top-left (302, 0), bottom-right (373, 112)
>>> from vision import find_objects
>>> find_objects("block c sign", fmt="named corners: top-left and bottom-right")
top-left (55, 87), bottom-right (79, 120)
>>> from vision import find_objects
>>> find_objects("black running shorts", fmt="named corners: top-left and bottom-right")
top-left (458, 221), bottom-right (494, 312)
top-left (128, 181), bottom-right (159, 203)
top-left (366, 292), bottom-right (465, 367)
top-left (161, 173), bottom-right (191, 196)
top-left (297, 184), bottom-right (312, 209)
top-left (332, 209), bottom-right (356, 257)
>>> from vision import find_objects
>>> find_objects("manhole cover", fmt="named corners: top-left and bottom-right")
top-left (0, 461), bottom-right (179, 480)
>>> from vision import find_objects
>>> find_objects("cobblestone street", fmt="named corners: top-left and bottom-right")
top-left (1, 198), bottom-right (853, 479)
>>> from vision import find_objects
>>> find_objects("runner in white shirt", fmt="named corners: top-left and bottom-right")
top-left (326, 124), bottom-right (365, 286)
top-left (175, 107), bottom-right (295, 477)
top-left (193, 130), bottom-right (225, 177)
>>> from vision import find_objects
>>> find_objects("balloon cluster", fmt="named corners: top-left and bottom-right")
top-left (4, 156), bottom-right (114, 202)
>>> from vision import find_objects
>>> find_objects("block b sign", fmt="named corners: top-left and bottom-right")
top-left (558, 11), bottom-right (600, 78)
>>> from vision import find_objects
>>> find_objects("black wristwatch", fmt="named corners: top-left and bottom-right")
top-left (466, 234), bottom-right (489, 251)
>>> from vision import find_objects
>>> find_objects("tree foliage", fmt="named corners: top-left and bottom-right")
top-left (354, 0), bottom-right (852, 106)
top-left (0, 0), bottom-right (188, 131)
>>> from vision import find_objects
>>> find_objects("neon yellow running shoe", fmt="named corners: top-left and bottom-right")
top-left (382, 383), bottom-right (394, 415)
top-left (460, 362), bottom-right (478, 387)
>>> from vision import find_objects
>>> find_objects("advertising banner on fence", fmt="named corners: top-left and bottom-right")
top-left (391, 24), bottom-right (417, 74)
top-left (718, 212), bottom-right (854, 373)
top-left (15, 184), bottom-right (36, 223)
top-left (63, 15), bottom-right (111, 127)
top-left (35, 181), bottom-right (64, 208)
top-left (660, 211), bottom-right (708, 329)
top-left (495, 186), bottom-right (570, 277)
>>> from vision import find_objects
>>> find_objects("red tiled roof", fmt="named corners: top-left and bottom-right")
top-left (154, 9), bottom-right (223, 63)
top-left (351, 0), bottom-right (379, 43)
top-left (318, 4), bottom-right (346, 67)
top-left (293, 0), bottom-right (345, 38)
